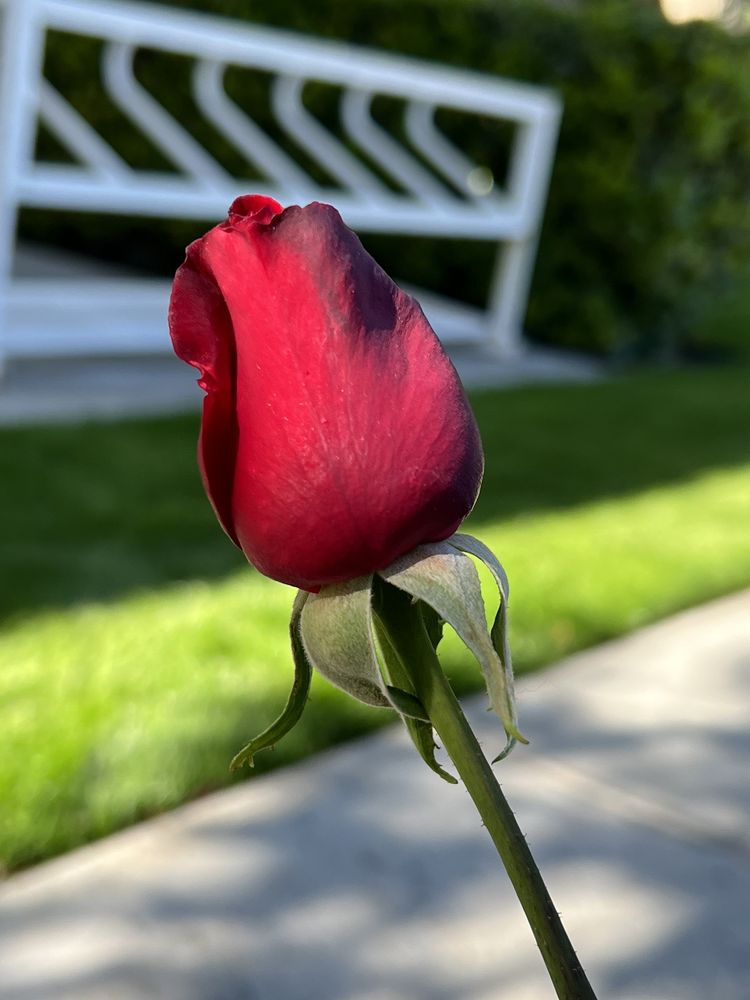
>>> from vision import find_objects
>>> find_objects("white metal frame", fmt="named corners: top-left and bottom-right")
top-left (0, 0), bottom-right (561, 364)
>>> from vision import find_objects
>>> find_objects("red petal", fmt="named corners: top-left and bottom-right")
top-left (168, 245), bottom-right (240, 545)
top-left (192, 201), bottom-right (483, 590)
top-left (227, 194), bottom-right (283, 224)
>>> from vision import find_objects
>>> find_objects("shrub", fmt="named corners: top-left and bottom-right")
top-left (26, 0), bottom-right (750, 357)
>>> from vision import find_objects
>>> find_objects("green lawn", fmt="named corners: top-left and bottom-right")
top-left (1, 365), bottom-right (749, 873)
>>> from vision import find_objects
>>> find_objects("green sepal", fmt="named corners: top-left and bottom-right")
top-left (420, 601), bottom-right (445, 651)
top-left (372, 582), bottom-right (456, 784)
top-left (381, 541), bottom-right (527, 758)
top-left (404, 716), bottom-right (458, 785)
top-left (450, 533), bottom-right (510, 667)
top-left (300, 575), bottom-right (391, 708)
top-left (491, 739), bottom-right (517, 764)
top-left (230, 590), bottom-right (312, 770)
top-left (449, 533), bottom-right (528, 761)
top-left (385, 685), bottom-right (431, 722)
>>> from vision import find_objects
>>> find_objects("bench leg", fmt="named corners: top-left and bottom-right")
top-left (485, 237), bottom-right (539, 359)
top-left (0, 0), bottom-right (46, 378)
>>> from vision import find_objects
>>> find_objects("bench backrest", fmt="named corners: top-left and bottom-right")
top-left (0, 0), bottom-right (562, 360)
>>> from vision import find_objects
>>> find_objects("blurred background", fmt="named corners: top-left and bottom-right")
top-left (0, 0), bottom-right (749, 890)
top-left (10, 0), bottom-right (750, 361)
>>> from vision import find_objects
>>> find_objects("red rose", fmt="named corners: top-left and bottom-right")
top-left (169, 195), bottom-right (483, 591)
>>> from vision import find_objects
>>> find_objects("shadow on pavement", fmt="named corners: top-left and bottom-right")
top-left (2, 592), bottom-right (750, 1000)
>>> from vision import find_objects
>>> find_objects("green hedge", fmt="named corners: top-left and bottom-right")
top-left (27, 0), bottom-right (750, 357)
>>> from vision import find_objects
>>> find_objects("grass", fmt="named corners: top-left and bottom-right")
top-left (1, 364), bottom-right (749, 872)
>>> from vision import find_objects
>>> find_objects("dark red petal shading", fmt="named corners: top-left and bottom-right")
top-left (193, 201), bottom-right (483, 590)
top-left (168, 248), bottom-right (240, 545)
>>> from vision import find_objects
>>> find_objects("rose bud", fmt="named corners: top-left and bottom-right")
top-left (169, 195), bottom-right (483, 593)
top-left (170, 196), bottom-right (525, 773)
top-left (169, 200), bottom-right (585, 997)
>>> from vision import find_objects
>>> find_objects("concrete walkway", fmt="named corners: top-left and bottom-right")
top-left (0, 346), bottom-right (601, 426)
top-left (1, 591), bottom-right (749, 999)
top-left (0, 242), bottom-right (601, 426)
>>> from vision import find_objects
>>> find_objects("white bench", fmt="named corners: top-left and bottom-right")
top-left (0, 0), bottom-right (561, 366)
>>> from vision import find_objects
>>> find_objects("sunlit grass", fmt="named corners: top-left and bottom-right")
top-left (1, 365), bottom-right (749, 871)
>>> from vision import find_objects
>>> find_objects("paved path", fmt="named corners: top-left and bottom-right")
top-left (0, 356), bottom-right (200, 426)
top-left (0, 346), bottom-right (601, 426)
top-left (1, 242), bottom-right (601, 425)
top-left (1, 591), bottom-right (749, 999)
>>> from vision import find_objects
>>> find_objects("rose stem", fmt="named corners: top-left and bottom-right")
top-left (374, 583), bottom-right (598, 1000)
